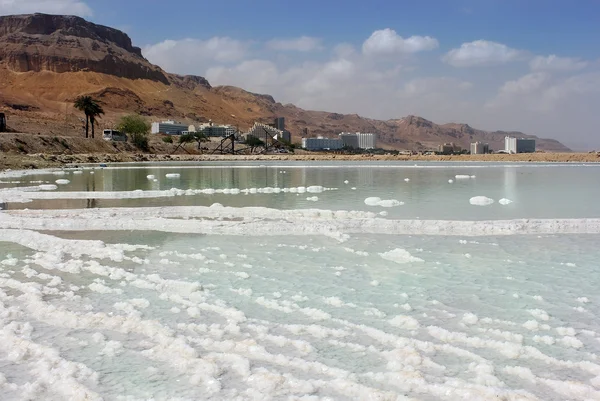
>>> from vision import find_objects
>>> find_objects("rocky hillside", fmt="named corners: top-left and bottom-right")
top-left (0, 13), bottom-right (570, 152)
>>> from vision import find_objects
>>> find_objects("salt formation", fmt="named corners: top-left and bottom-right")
top-left (165, 173), bottom-right (180, 178)
top-left (55, 179), bottom-right (70, 185)
top-left (455, 175), bottom-right (472, 179)
top-left (470, 196), bottom-right (494, 206)
top-left (379, 248), bottom-right (424, 264)
top-left (448, 179), bottom-right (454, 183)
top-left (499, 198), bottom-right (513, 205)
top-left (364, 197), bottom-right (404, 207)
top-left (147, 175), bottom-right (155, 180)
top-left (39, 184), bottom-right (58, 191)
top-left (404, 178), bottom-right (410, 182)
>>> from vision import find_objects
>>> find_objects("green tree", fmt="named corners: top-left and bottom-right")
top-left (173, 132), bottom-right (209, 154)
top-left (74, 96), bottom-right (104, 138)
top-left (116, 114), bottom-right (151, 151)
top-left (244, 135), bottom-right (264, 153)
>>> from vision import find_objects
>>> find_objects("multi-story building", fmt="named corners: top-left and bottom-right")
top-left (439, 142), bottom-right (461, 155)
top-left (302, 137), bottom-right (344, 151)
top-left (274, 117), bottom-right (285, 131)
top-left (338, 132), bottom-right (377, 149)
top-left (246, 122), bottom-right (290, 143)
top-left (505, 136), bottom-right (536, 153)
top-left (151, 120), bottom-right (189, 135)
top-left (470, 142), bottom-right (490, 154)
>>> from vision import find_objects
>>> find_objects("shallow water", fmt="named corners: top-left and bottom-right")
top-left (0, 162), bottom-right (599, 400)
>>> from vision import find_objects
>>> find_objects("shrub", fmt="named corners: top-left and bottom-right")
top-left (162, 136), bottom-right (173, 144)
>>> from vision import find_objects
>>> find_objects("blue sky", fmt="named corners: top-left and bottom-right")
top-left (2, 0), bottom-right (600, 149)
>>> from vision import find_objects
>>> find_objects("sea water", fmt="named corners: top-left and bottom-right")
top-left (0, 162), bottom-right (599, 400)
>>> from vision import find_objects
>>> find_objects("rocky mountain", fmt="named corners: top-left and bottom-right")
top-left (0, 13), bottom-right (570, 152)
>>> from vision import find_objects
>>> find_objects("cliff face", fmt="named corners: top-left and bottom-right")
top-left (0, 13), bottom-right (169, 83)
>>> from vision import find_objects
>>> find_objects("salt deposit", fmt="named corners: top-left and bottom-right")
top-left (470, 196), bottom-right (495, 206)
top-left (38, 184), bottom-right (58, 191)
top-left (499, 198), bottom-right (513, 205)
top-left (379, 248), bottom-right (424, 264)
top-left (165, 173), bottom-right (181, 178)
top-left (147, 175), bottom-right (155, 180)
top-left (0, 162), bottom-right (598, 400)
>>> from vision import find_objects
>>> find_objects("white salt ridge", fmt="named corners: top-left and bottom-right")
top-left (470, 196), bottom-right (494, 206)
top-left (146, 175), bottom-right (155, 180)
top-left (55, 179), bottom-right (70, 185)
top-left (4, 207), bottom-right (600, 238)
top-left (165, 173), bottom-right (180, 178)
top-left (306, 196), bottom-right (318, 202)
top-left (0, 185), bottom-right (335, 203)
top-left (38, 184), bottom-right (57, 191)
top-left (499, 198), bottom-right (513, 205)
top-left (455, 175), bottom-right (472, 179)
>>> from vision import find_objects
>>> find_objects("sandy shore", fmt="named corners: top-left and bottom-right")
top-left (1, 151), bottom-right (600, 171)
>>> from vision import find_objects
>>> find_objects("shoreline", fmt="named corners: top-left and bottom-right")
top-left (2, 151), bottom-right (600, 172)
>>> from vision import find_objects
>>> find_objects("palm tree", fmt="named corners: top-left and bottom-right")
top-left (73, 96), bottom-right (104, 138)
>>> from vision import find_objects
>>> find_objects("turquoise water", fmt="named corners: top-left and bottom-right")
top-left (0, 162), bottom-right (599, 400)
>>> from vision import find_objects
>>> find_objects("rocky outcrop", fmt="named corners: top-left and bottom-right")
top-left (0, 13), bottom-right (169, 83)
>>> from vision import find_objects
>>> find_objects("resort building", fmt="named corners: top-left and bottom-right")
top-left (339, 132), bottom-right (377, 149)
top-left (439, 142), bottom-right (461, 155)
top-left (151, 120), bottom-right (188, 135)
top-left (246, 122), bottom-right (290, 143)
top-left (505, 136), bottom-right (536, 153)
top-left (470, 142), bottom-right (490, 154)
top-left (302, 137), bottom-right (344, 151)
top-left (195, 122), bottom-right (237, 137)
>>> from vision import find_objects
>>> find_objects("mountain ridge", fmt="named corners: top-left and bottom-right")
top-left (0, 13), bottom-right (570, 152)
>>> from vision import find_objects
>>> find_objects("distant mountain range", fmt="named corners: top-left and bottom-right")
top-left (0, 13), bottom-right (570, 152)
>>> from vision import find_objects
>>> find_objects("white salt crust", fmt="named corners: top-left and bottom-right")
top-left (0, 228), bottom-right (598, 400)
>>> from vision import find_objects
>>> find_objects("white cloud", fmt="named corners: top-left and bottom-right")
top-left (143, 32), bottom-right (600, 149)
top-left (443, 40), bottom-right (521, 67)
top-left (530, 55), bottom-right (588, 71)
top-left (0, 0), bottom-right (92, 16)
top-left (362, 28), bottom-right (439, 55)
top-left (266, 36), bottom-right (322, 52)
top-left (143, 37), bottom-right (249, 75)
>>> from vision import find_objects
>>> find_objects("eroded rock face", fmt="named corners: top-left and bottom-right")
top-left (0, 13), bottom-right (169, 83)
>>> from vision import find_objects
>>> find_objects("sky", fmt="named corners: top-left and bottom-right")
top-left (2, 0), bottom-right (600, 149)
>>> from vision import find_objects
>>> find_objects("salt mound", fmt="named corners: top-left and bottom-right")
top-left (306, 196), bottom-right (319, 202)
top-left (55, 179), bottom-right (70, 185)
top-left (380, 248), bottom-right (424, 264)
top-left (73, 170), bottom-right (83, 175)
top-left (455, 175), bottom-right (471, 179)
top-left (166, 173), bottom-right (180, 179)
top-left (147, 175), bottom-right (155, 180)
top-left (344, 180), bottom-right (349, 184)
top-left (404, 178), bottom-right (410, 182)
top-left (39, 184), bottom-right (58, 191)
top-left (364, 197), bottom-right (382, 206)
top-left (389, 315), bottom-right (420, 330)
top-left (499, 198), bottom-right (513, 205)
top-left (448, 179), bottom-right (454, 184)
top-left (470, 196), bottom-right (494, 206)
top-left (365, 197), bottom-right (404, 207)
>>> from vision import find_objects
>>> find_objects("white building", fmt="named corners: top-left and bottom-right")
top-left (302, 137), bottom-right (344, 151)
top-left (470, 142), bottom-right (489, 154)
top-left (505, 136), bottom-right (536, 154)
top-left (338, 132), bottom-right (376, 149)
top-left (246, 122), bottom-right (290, 143)
top-left (151, 120), bottom-right (188, 135)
